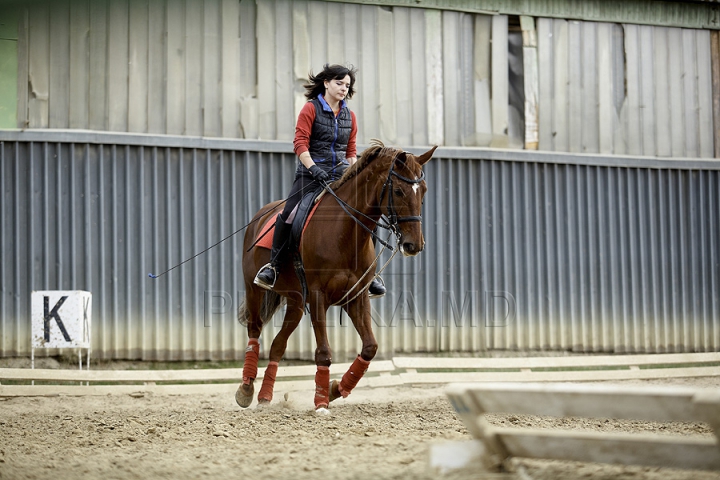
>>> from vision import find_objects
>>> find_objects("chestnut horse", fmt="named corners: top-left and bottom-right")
top-left (236, 142), bottom-right (437, 411)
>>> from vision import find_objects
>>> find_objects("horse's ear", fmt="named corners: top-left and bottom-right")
top-left (396, 151), bottom-right (408, 164)
top-left (416, 145), bottom-right (438, 166)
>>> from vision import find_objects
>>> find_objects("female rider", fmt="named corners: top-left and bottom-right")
top-left (253, 63), bottom-right (386, 298)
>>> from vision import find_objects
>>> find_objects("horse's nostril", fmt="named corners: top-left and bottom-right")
top-left (403, 242), bottom-right (415, 253)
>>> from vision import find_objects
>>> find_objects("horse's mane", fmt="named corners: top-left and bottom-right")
top-left (330, 139), bottom-right (401, 190)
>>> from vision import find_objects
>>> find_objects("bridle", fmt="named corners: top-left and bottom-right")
top-left (378, 153), bottom-right (426, 235)
top-left (321, 150), bottom-right (426, 248)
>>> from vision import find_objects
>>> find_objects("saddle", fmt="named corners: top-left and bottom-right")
top-left (254, 185), bottom-right (324, 252)
top-left (254, 186), bottom-right (325, 306)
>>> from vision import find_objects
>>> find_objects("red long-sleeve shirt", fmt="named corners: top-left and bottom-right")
top-left (293, 101), bottom-right (358, 160)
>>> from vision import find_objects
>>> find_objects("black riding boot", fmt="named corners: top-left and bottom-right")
top-left (254, 215), bottom-right (292, 290)
top-left (368, 276), bottom-right (386, 298)
top-left (368, 233), bottom-right (386, 298)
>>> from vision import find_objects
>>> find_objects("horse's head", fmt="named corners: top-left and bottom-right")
top-left (379, 145), bottom-right (438, 256)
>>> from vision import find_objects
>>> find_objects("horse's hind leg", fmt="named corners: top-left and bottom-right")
top-left (236, 352), bottom-right (259, 408)
top-left (257, 294), bottom-right (304, 404)
top-left (331, 296), bottom-right (377, 402)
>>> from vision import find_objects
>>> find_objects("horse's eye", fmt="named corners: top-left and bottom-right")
top-left (393, 188), bottom-right (404, 197)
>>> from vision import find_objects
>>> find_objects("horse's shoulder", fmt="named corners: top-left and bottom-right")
top-left (255, 200), bottom-right (283, 219)
top-left (248, 201), bottom-right (284, 235)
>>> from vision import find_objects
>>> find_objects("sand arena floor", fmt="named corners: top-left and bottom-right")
top-left (1, 376), bottom-right (719, 480)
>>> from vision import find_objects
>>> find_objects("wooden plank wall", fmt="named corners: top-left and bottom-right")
top-left (14, 0), bottom-right (717, 156)
top-left (16, 0), bottom-right (508, 148)
top-left (712, 31), bottom-right (720, 159)
top-left (0, 4), bottom-right (19, 129)
top-left (23, 0), bottom-right (248, 138)
top-left (537, 17), bottom-right (715, 158)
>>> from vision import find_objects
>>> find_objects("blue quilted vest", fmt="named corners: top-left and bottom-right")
top-left (297, 95), bottom-right (352, 179)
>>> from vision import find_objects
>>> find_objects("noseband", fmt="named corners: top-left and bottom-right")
top-left (378, 152), bottom-right (426, 233)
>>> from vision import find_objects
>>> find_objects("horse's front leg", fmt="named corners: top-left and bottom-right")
top-left (330, 294), bottom-right (377, 402)
top-left (309, 291), bottom-right (332, 411)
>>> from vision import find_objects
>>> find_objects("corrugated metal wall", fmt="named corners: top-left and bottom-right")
top-left (12, 0), bottom-right (716, 156)
top-left (2, 131), bottom-right (718, 360)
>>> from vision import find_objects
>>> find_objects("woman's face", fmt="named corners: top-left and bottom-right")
top-left (324, 75), bottom-right (351, 105)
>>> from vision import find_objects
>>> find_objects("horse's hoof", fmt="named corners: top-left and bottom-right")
top-left (256, 399), bottom-right (270, 410)
top-left (329, 380), bottom-right (342, 403)
top-left (315, 407), bottom-right (330, 415)
top-left (235, 382), bottom-right (254, 408)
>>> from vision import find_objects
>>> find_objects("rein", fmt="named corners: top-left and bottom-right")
top-left (319, 151), bottom-right (427, 305)
top-left (330, 231), bottom-right (398, 307)
top-left (318, 185), bottom-right (395, 249)
top-left (321, 150), bottom-right (427, 248)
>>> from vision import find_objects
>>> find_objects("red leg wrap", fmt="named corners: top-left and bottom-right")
top-left (258, 361), bottom-right (278, 402)
top-left (338, 356), bottom-right (370, 398)
top-left (242, 338), bottom-right (260, 385)
top-left (314, 366), bottom-right (331, 409)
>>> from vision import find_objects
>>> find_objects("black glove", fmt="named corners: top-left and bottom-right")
top-left (308, 165), bottom-right (330, 184)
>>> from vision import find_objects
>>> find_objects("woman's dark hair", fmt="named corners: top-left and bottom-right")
top-left (304, 63), bottom-right (358, 100)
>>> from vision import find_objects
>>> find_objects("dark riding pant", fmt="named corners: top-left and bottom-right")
top-left (280, 171), bottom-right (316, 222)
top-left (280, 164), bottom-right (347, 222)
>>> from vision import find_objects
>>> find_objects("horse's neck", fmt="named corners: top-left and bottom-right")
top-left (334, 163), bottom-right (387, 230)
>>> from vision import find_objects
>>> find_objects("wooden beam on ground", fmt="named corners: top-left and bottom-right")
top-left (0, 373), bottom-right (402, 398)
top-left (0, 383), bottom-right (237, 397)
top-left (401, 365), bottom-right (720, 384)
top-left (393, 352), bottom-right (720, 370)
top-left (0, 367), bottom-right (246, 383)
top-left (0, 360), bottom-right (395, 383)
top-left (446, 382), bottom-right (720, 472)
top-left (496, 428), bottom-right (720, 471)
top-left (446, 382), bottom-right (720, 423)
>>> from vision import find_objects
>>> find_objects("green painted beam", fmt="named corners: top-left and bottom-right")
top-left (325, 0), bottom-right (720, 29)
top-left (0, 5), bottom-right (18, 128)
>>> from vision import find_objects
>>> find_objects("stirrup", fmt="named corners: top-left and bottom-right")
top-left (368, 276), bottom-right (386, 298)
top-left (254, 263), bottom-right (277, 290)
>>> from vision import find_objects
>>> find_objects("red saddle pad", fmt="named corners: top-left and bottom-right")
top-left (254, 202), bottom-right (321, 250)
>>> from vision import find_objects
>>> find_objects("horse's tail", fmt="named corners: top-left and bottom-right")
top-left (237, 291), bottom-right (286, 326)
